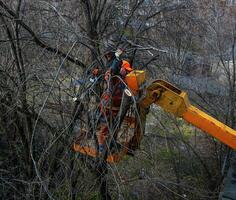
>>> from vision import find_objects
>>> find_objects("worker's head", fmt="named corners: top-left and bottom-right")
top-left (105, 52), bottom-right (114, 61)
top-left (104, 46), bottom-right (115, 61)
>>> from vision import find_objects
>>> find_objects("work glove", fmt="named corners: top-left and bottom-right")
top-left (115, 48), bottom-right (124, 58)
top-left (73, 97), bottom-right (78, 102)
top-left (92, 67), bottom-right (99, 76)
top-left (104, 70), bottom-right (111, 81)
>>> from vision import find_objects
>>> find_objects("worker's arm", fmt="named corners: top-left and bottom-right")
top-left (110, 58), bottom-right (121, 75)
top-left (140, 80), bottom-right (236, 150)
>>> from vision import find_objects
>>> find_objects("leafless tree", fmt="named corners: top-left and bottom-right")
top-left (0, 0), bottom-right (235, 199)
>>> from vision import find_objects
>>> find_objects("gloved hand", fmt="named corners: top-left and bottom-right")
top-left (104, 70), bottom-right (111, 81)
top-left (115, 48), bottom-right (124, 58)
top-left (73, 97), bottom-right (78, 102)
top-left (92, 67), bottom-right (99, 76)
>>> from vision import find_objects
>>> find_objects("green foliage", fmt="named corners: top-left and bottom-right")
top-left (87, 192), bottom-right (100, 200)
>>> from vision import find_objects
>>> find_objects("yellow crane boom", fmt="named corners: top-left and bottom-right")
top-left (73, 70), bottom-right (236, 164)
top-left (140, 79), bottom-right (236, 150)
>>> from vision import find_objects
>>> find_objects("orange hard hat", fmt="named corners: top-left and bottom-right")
top-left (122, 60), bottom-right (132, 71)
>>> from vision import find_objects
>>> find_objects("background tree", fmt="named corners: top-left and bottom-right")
top-left (0, 0), bottom-right (235, 199)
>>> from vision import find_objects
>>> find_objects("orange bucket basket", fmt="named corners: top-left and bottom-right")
top-left (125, 70), bottom-right (145, 94)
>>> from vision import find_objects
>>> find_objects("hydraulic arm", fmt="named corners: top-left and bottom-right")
top-left (140, 80), bottom-right (236, 150)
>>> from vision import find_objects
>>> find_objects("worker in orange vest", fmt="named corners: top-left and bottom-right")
top-left (97, 48), bottom-right (132, 156)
